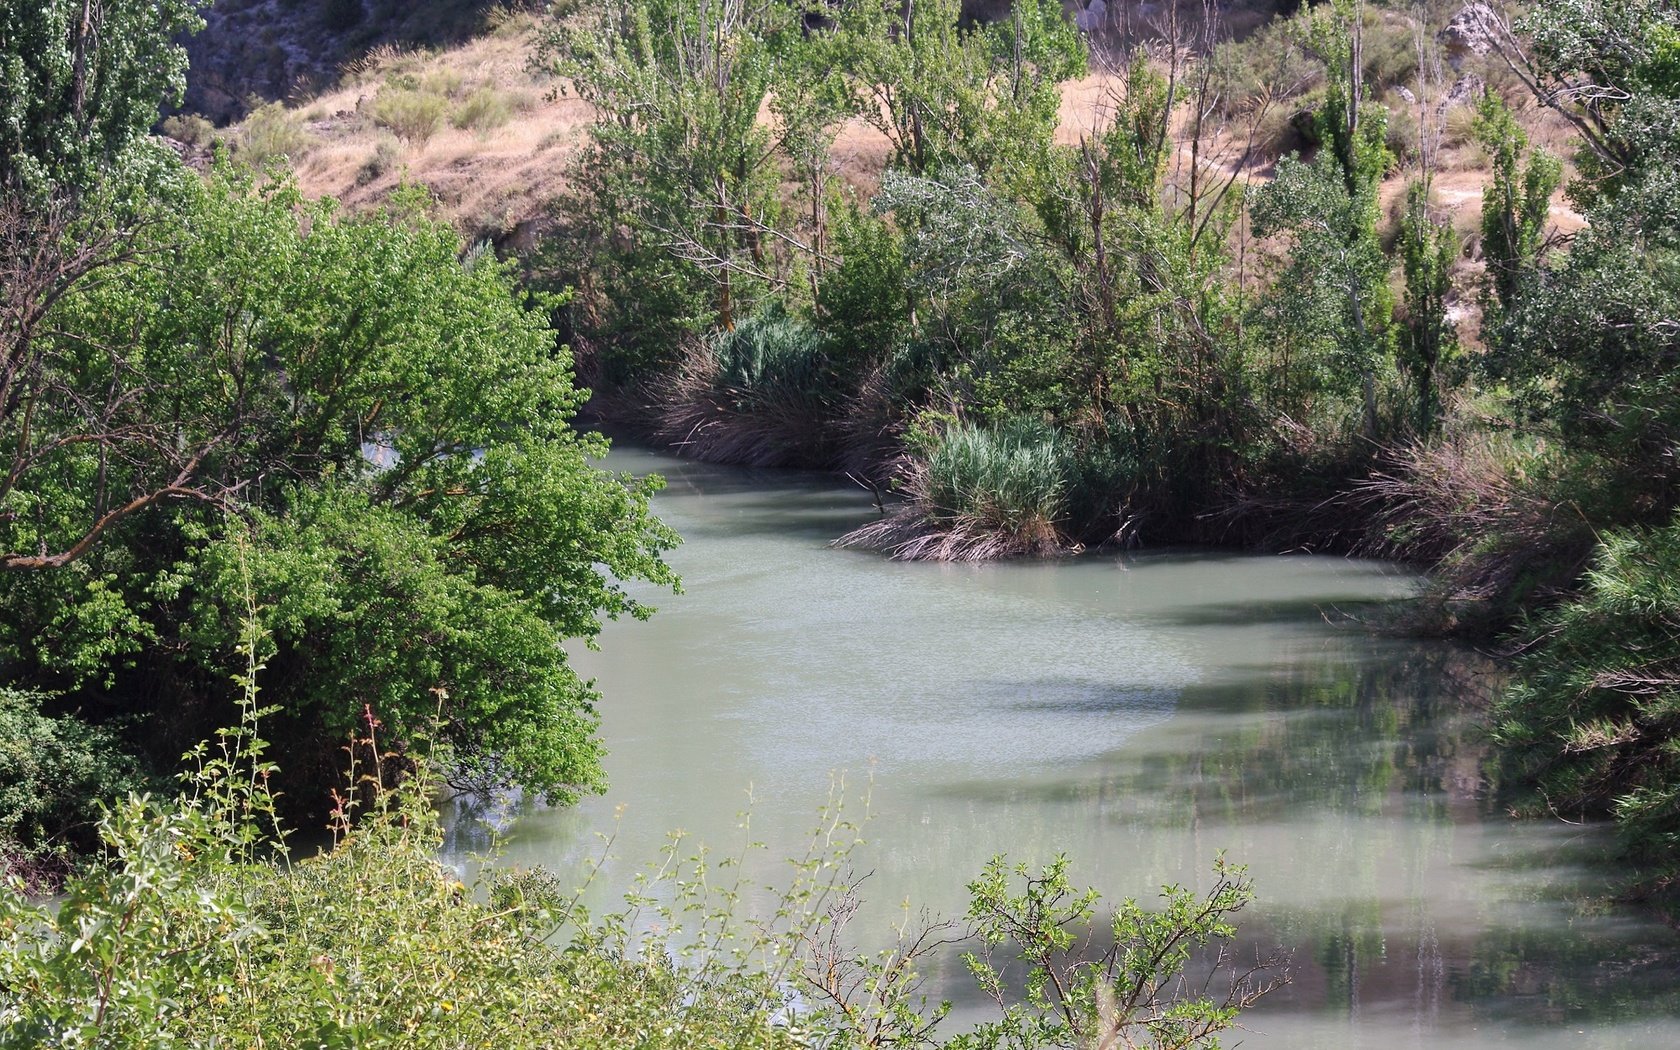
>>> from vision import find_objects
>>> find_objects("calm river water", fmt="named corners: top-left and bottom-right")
top-left (442, 445), bottom-right (1680, 1049)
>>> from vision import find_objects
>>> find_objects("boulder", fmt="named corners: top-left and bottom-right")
top-left (1439, 3), bottom-right (1502, 67)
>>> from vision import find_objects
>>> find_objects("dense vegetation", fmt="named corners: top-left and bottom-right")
top-left (2, 0), bottom-right (677, 873)
top-left (525, 0), bottom-right (1680, 892)
top-left (4, 0), bottom-right (1680, 1035)
top-left (1, 3), bottom-right (1282, 1042)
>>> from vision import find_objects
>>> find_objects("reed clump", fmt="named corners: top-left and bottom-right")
top-left (645, 307), bottom-right (851, 468)
top-left (840, 416), bottom-right (1075, 561)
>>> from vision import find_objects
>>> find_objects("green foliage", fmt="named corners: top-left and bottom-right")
top-left (0, 168), bottom-right (678, 807)
top-left (713, 305), bottom-right (824, 393)
top-left (924, 416), bottom-right (1068, 533)
top-left (1485, 3), bottom-right (1680, 477)
top-left (159, 113), bottom-right (217, 149)
top-left (0, 689), bottom-right (146, 879)
top-left (236, 101), bottom-right (310, 171)
top-left (1473, 91), bottom-right (1560, 321)
top-left (817, 202), bottom-right (911, 371)
top-left (837, 415), bottom-right (1077, 560)
top-left (0, 0), bottom-right (209, 196)
top-left (0, 692), bottom-right (1278, 1047)
top-left (371, 85), bottom-right (449, 145)
top-left (452, 84), bottom-right (514, 132)
top-left (1493, 513), bottom-right (1680, 882)
top-left (950, 854), bottom-right (1280, 1050)
top-left (831, 0), bottom-right (1086, 178)
top-left (1252, 0), bottom-right (1396, 438)
top-left (538, 0), bottom-right (797, 366)
top-left (1515, 0), bottom-right (1680, 205)
top-left (1397, 181), bottom-right (1458, 436)
top-left (1481, 2), bottom-right (1680, 877)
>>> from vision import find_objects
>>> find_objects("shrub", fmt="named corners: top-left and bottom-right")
top-left (840, 416), bottom-right (1073, 560)
top-left (160, 113), bottom-right (216, 147)
top-left (355, 132), bottom-right (403, 185)
top-left (0, 689), bottom-right (146, 888)
top-left (371, 87), bottom-right (447, 146)
top-left (713, 304), bottom-right (833, 396)
top-left (647, 306), bottom-right (850, 467)
top-left (236, 102), bottom-right (309, 171)
top-left (1492, 513), bottom-right (1680, 892)
top-left (452, 86), bottom-right (514, 132)
top-left (816, 203), bottom-right (909, 371)
top-left (0, 703), bottom-right (1282, 1047)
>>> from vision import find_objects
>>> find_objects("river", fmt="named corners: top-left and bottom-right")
top-left (442, 445), bottom-right (1680, 1049)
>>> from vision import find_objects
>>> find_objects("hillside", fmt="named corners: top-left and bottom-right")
top-left (191, 3), bottom-right (1581, 271)
top-left (180, 0), bottom-right (527, 121)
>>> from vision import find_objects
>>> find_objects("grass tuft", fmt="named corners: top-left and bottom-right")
top-left (839, 416), bottom-right (1074, 560)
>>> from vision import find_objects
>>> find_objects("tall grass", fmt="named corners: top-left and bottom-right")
top-left (840, 416), bottom-right (1073, 560)
top-left (646, 307), bottom-right (852, 467)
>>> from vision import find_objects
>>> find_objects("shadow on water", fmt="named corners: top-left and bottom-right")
top-left (915, 639), bottom-right (1680, 1044)
top-left (473, 445), bottom-right (1680, 1048)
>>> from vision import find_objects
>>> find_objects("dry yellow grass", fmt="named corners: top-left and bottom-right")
top-left (250, 12), bottom-right (1583, 247)
top-left (272, 16), bottom-right (588, 240)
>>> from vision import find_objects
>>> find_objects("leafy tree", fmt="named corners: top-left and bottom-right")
top-left (0, 0), bottom-right (209, 197)
top-left (538, 0), bottom-right (801, 368)
top-left (1487, 1), bottom-right (1680, 477)
top-left (0, 170), bottom-right (678, 805)
top-left (1472, 91), bottom-right (1560, 321)
top-left (0, 688), bottom-right (146, 885)
top-left (1252, 0), bottom-right (1395, 438)
top-left (1396, 181), bottom-right (1458, 436)
top-left (831, 0), bottom-right (1085, 179)
top-left (1498, 0), bottom-right (1680, 206)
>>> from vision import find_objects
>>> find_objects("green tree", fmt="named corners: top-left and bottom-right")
top-left (1252, 0), bottom-right (1395, 438)
top-left (0, 170), bottom-right (678, 805)
top-left (1488, 1), bottom-right (1680, 475)
top-left (538, 0), bottom-right (799, 368)
top-left (0, 0), bottom-right (209, 197)
top-left (1396, 180), bottom-right (1458, 436)
top-left (831, 0), bottom-right (1085, 179)
top-left (1472, 91), bottom-right (1560, 321)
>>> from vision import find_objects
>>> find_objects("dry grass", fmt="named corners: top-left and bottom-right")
top-left (257, 14), bottom-right (586, 240)
top-left (239, 10), bottom-right (1585, 272)
top-left (1357, 431), bottom-right (1599, 631)
top-left (633, 339), bottom-right (848, 469)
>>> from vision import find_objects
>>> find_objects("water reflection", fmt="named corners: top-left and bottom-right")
top-left (441, 446), bottom-right (1680, 1049)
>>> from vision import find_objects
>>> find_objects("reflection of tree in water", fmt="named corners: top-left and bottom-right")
top-left (1087, 635), bottom-right (1495, 827)
top-left (1078, 631), bottom-right (1680, 1035)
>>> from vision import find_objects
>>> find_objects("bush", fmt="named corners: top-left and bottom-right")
top-left (236, 102), bottom-right (309, 171)
top-left (840, 416), bottom-right (1073, 560)
top-left (713, 304), bottom-right (833, 397)
top-left (816, 203), bottom-right (909, 370)
top-left (160, 113), bottom-right (216, 147)
top-left (647, 306), bottom-right (851, 467)
top-left (452, 85), bottom-right (514, 132)
top-left (371, 87), bottom-right (447, 146)
top-left (1492, 513), bottom-right (1680, 889)
top-left (0, 705), bottom-right (1281, 1047)
top-left (0, 690), bottom-right (146, 887)
top-left (355, 132), bottom-right (404, 185)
